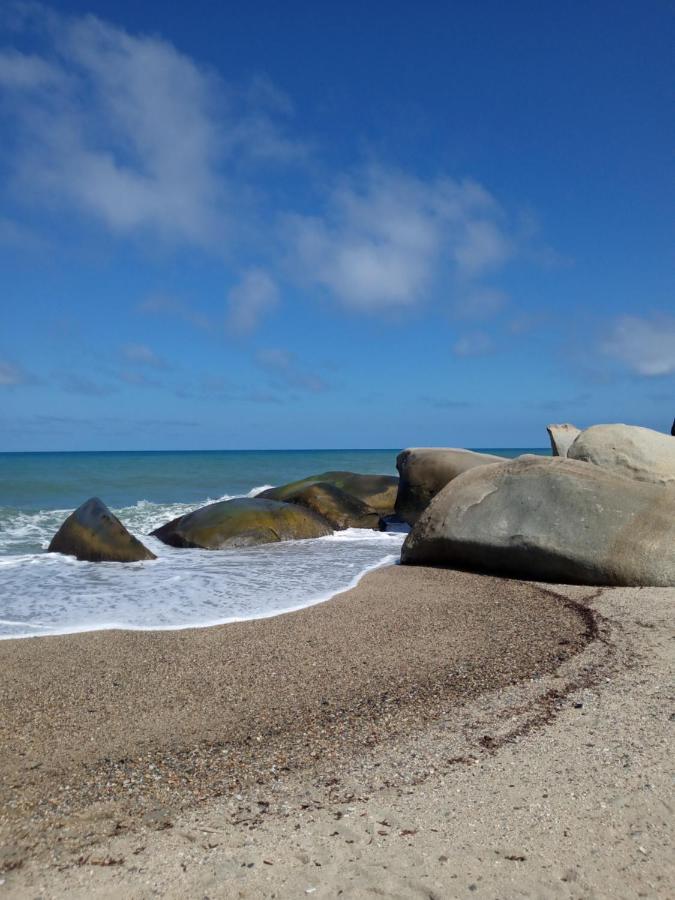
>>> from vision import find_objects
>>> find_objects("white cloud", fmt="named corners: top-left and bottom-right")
top-left (0, 9), bottom-right (301, 247)
top-left (0, 48), bottom-right (64, 87)
top-left (226, 269), bottom-right (278, 334)
top-left (602, 315), bottom-right (675, 376)
top-left (284, 167), bottom-right (514, 311)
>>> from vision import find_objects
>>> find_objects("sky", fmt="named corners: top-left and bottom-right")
top-left (0, 0), bottom-right (673, 451)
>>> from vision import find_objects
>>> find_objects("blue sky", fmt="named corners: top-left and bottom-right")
top-left (1, 0), bottom-right (673, 451)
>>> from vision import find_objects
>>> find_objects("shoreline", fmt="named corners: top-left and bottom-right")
top-left (0, 548), bottom-right (401, 642)
top-left (1, 567), bottom-right (590, 856)
top-left (2, 564), bottom-right (672, 898)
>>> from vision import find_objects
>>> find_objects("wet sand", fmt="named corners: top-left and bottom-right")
top-left (2, 565), bottom-right (672, 897)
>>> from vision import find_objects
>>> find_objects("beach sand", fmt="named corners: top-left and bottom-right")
top-left (0, 565), bottom-right (672, 898)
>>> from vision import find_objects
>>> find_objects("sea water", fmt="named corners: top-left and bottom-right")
top-left (0, 448), bottom-right (545, 638)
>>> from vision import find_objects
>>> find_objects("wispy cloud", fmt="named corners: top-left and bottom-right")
top-left (453, 286), bottom-right (508, 320)
top-left (256, 348), bottom-right (328, 393)
top-left (59, 372), bottom-right (117, 396)
top-left (121, 343), bottom-right (168, 369)
top-left (0, 5), bottom-right (302, 248)
top-left (138, 294), bottom-right (212, 329)
top-left (452, 331), bottom-right (494, 357)
top-left (601, 314), bottom-right (675, 376)
top-left (0, 5), bottom-right (548, 334)
top-left (0, 359), bottom-right (37, 386)
top-left (226, 269), bottom-right (278, 335)
top-left (283, 167), bottom-right (514, 312)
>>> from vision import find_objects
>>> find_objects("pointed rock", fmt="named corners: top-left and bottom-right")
top-left (546, 424), bottom-right (581, 457)
top-left (48, 497), bottom-right (156, 562)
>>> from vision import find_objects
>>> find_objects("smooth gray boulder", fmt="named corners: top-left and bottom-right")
top-left (546, 423), bottom-right (581, 457)
top-left (568, 423), bottom-right (675, 485)
top-left (48, 497), bottom-right (156, 562)
top-left (395, 448), bottom-right (505, 525)
top-left (151, 497), bottom-right (332, 549)
top-left (401, 455), bottom-right (675, 586)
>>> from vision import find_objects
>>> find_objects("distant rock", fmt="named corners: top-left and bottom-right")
top-left (48, 497), bottom-right (156, 562)
top-left (151, 497), bottom-right (332, 549)
top-left (258, 471), bottom-right (398, 516)
top-left (395, 448), bottom-right (505, 525)
top-left (567, 423), bottom-right (675, 485)
top-left (546, 423), bottom-right (581, 457)
top-left (401, 455), bottom-right (675, 587)
top-left (283, 482), bottom-right (383, 530)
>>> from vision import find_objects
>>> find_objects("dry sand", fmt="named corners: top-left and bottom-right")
top-left (0, 565), bottom-right (672, 898)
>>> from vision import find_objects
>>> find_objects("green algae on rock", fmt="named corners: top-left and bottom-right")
top-left (282, 482), bottom-right (383, 530)
top-left (258, 471), bottom-right (398, 516)
top-left (48, 497), bottom-right (156, 562)
top-left (151, 497), bottom-right (333, 550)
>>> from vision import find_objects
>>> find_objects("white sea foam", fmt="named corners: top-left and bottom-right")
top-left (0, 488), bottom-right (407, 639)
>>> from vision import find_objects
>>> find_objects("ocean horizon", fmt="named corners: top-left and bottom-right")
top-left (0, 447), bottom-right (549, 639)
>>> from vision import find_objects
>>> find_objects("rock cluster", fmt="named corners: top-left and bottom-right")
top-left (400, 423), bottom-right (675, 587)
top-left (48, 470), bottom-right (397, 561)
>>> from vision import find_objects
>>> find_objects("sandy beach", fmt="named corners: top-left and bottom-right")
top-left (1, 565), bottom-right (672, 898)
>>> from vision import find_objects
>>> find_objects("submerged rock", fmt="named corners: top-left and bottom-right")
top-left (395, 448), bottom-right (505, 525)
top-left (151, 497), bottom-right (332, 550)
top-left (567, 423), bottom-right (675, 485)
top-left (284, 482), bottom-right (383, 530)
top-left (546, 423), bottom-right (581, 458)
top-left (401, 455), bottom-right (675, 587)
top-left (258, 471), bottom-right (398, 515)
top-left (48, 497), bottom-right (156, 562)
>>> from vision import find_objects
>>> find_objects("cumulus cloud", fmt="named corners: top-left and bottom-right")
top-left (226, 269), bottom-right (278, 334)
top-left (602, 315), bottom-right (675, 376)
top-left (0, 6), bottom-right (301, 247)
top-left (0, 6), bottom-right (539, 328)
top-left (284, 167), bottom-right (514, 311)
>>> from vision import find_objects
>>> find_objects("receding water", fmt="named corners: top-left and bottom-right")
top-left (0, 448), bottom-right (546, 638)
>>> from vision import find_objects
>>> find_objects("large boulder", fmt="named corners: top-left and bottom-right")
top-left (546, 423), bottom-right (580, 457)
top-left (401, 455), bottom-right (675, 587)
top-left (258, 472), bottom-right (398, 516)
top-left (283, 483), bottom-right (383, 530)
top-left (395, 448), bottom-right (505, 525)
top-left (151, 497), bottom-right (332, 549)
top-left (48, 497), bottom-right (156, 562)
top-left (567, 423), bottom-right (675, 485)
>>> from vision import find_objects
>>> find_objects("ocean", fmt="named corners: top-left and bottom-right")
top-left (0, 448), bottom-right (546, 639)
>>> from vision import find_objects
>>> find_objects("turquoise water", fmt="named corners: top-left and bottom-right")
top-left (0, 448), bottom-right (547, 638)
